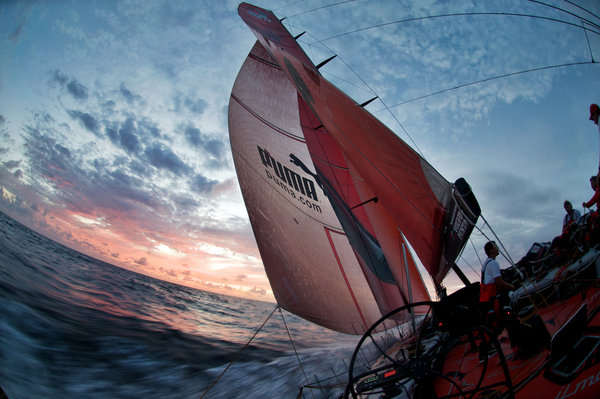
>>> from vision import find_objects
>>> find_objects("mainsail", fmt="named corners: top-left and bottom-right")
top-left (229, 3), bottom-right (480, 334)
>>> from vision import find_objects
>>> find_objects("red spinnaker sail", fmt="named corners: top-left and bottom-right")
top-left (230, 4), bottom-right (480, 333)
top-left (236, 3), bottom-right (459, 283)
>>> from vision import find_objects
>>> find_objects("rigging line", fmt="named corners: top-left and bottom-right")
top-left (563, 0), bottom-right (600, 21)
top-left (313, 11), bottom-right (600, 43)
top-left (462, 238), bottom-right (483, 277)
top-left (527, 0), bottom-right (600, 30)
top-left (278, 308), bottom-right (316, 399)
top-left (284, 0), bottom-right (357, 19)
top-left (583, 20), bottom-right (596, 62)
top-left (479, 213), bottom-right (517, 268)
top-left (470, 238), bottom-right (484, 267)
top-left (272, 0), bottom-right (304, 14)
top-left (380, 61), bottom-right (598, 110)
top-left (199, 305), bottom-right (280, 399)
top-left (459, 253), bottom-right (480, 279)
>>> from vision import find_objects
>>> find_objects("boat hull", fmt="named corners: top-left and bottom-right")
top-left (434, 284), bottom-right (600, 399)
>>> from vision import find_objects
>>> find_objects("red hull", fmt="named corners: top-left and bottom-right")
top-left (435, 285), bottom-right (600, 398)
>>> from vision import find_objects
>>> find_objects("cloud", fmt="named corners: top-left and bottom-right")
top-left (249, 286), bottom-right (266, 296)
top-left (67, 80), bottom-right (89, 100)
top-left (51, 69), bottom-right (89, 100)
top-left (118, 117), bottom-right (143, 154)
top-left (182, 124), bottom-right (227, 166)
top-left (190, 174), bottom-right (218, 194)
top-left (51, 69), bottom-right (69, 86)
top-left (135, 257), bottom-right (148, 265)
top-left (159, 266), bottom-right (178, 278)
top-left (183, 125), bottom-right (204, 147)
top-left (67, 110), bottom-right (101, 136)
top-left (3, 160), bottom-right (20, 169)
top-left (144, 142), bottom-right (190, 175)
top-left (120, 83), bottom-right (143, 104)
top-left (184, 96), bottom-right (208, 114)
top-left (23, 126), bottom-right (77, 189)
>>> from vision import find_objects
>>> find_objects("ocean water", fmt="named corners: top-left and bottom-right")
top-left (0, 211), bottom-right (356, 398)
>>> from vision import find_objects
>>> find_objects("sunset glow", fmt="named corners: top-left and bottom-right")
top-left (1, 0), bottom-right (599, 302)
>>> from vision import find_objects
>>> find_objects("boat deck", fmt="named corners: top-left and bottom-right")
top-left (435, 284), bottom-right (600, 398)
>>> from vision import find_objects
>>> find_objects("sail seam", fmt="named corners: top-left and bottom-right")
top-left (248, 52), bottom-right (281, 69)
top-left (325, 226), bottom-right (369, 330)
top-left (231, 94), bottom-right (305, 142)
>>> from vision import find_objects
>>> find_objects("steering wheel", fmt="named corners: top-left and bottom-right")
top-left (344, 301), bottom-right (514, 399)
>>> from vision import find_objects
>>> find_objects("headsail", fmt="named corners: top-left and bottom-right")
top-left (229, 42), bottom-right (385, 334)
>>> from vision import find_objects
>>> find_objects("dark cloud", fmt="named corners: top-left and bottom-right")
top-left (3, 160), bottom-right (20, 169)
top-left (105, 123), bottom-right (119, 143)
top-left (128, 159), bottom-right (153, 178)
top-left (104, 116), bottom-right (159, 154)
top-left (21, 115), bottom-right (163, 219)
top-left (109, 169), bottom-right (136, 187)
top-left (23, 126), bottom-right (77, 189)
top-left (183, 124), bottom-right (226, 163)
top-left (118, 117), bottom-right (142, 154)
top-left (52, 70), bottom-right (69, 86)
top-left (88, 167), bottom-right (157, 210)
top-left (172, 194), bottom-right (199, 209)
top-left (184, 125), bottom-right (203, 147)
top-left (67, 80), bottom-right (89, 100)
top-left (184, 97), bottom-right (207, 114)
top-left (54, 143), bottom-right (71, 158)
top-left (159, 267), bottom-right (178, 278)
top-left (0, 115), bottom-right (5, 124)
top-left (135, 257), bottom-right (148, 265)
top-left (190, 174), bottom-right (218, 194)
top-left (51, 70), bottom-right (88, 100)
top-left (204, 139), bottom-right (225, 160)
top-left (14, 170), bottom-right (23, 179)
top-left (67, 110), bottom-right (101, 136)
top-left (93, 157), bottom-right (111, 171)
top-left (138, 118), bottom-right (161, 138)
top-left (120, 83), bottom-right (142, 104)
top-left (145, 142), bottom-right (190, 175)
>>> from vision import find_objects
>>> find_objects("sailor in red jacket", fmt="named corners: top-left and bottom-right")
top-left (583, 175), bottom-right (600, 211)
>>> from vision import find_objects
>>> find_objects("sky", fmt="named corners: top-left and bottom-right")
top-left (1, 0), bottom-right (599, 301)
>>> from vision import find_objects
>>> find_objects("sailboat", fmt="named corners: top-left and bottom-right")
top-left (228, 3), bottom-right (600, 398)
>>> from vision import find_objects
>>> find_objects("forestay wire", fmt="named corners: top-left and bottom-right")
top-left (199, 305), bottom-right (279, 399)
top-left (199, 304), bottom-right (339, 399)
